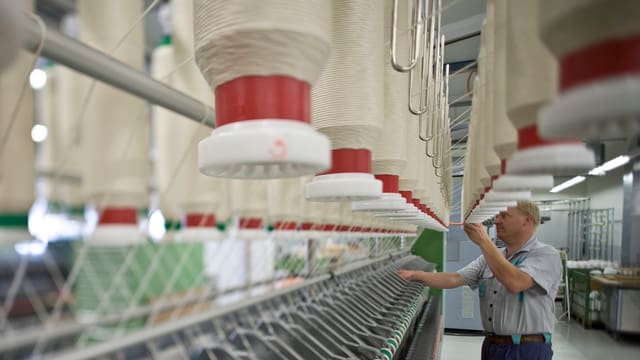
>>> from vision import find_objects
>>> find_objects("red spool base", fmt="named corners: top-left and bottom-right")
top-left (99, 207), bottom-right (137, 225)
top-left (517, 125), bottom-right (578, 150)
top-left (215, 75), bottom-right (310, 126)
top-left (239, 217), bottom-right (263, 229)
top-left (274, 221), bottom-right (297, 231)
top-left (321, 149), bottom-right (372, 174)
top-left (375, 174), bottom-right (400, 193)
top-left (561, 34), bottom-right (640, 92)
top-left (184, 214), bottom-right (216, 228)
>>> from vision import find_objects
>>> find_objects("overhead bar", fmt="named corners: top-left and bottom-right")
top-left (21, 14), bottom-right (216, 128)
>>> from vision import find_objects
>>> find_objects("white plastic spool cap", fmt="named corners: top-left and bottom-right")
top-left (492, 174), bottom-right (554, 191)
top-left (200, 118), bottom-right (330, 179)
top-left (87, 207), bottom-right (144, 246)
top-left (305, 149), bottom-right (382, 201)
top-left (352, 193), bottom-right (406, 212)
top-left (195, 1), bottom-right (332, 179)
top-left (484, 190), bottom-right (531, 202)
top-left (537, 0), bottom-right (640, 140)
top-left (539, 77), bottom-right (640, 140)
top-left (352, 175), bottom-right (404, 212)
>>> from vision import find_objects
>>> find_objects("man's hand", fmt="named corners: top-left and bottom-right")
top-left (396, 269), bottom-right (420, 282)
top-left (463, 223), bottom-right (490, 246)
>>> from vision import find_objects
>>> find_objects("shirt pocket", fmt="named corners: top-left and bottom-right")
top-left (479, 268), bottom-right (494, 298)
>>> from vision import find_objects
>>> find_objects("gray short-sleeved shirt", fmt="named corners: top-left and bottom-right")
top-left (457, 237), bottom-right (562, 335)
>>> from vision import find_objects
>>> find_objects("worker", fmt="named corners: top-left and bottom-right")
top-left (397, 200), bottom-right (561, 360)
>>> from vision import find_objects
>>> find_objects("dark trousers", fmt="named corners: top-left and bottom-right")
top-left (481, 337), bottom-right (553, 360)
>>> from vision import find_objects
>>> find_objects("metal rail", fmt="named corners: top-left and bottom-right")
top-left (21, 14), bottom-right (216, 128)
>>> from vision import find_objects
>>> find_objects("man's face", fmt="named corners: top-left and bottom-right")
top-left (494, 207), bottom-right (529, 242)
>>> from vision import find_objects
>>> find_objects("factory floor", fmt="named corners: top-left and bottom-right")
top-left (441, 320), bottom-right (640, 359)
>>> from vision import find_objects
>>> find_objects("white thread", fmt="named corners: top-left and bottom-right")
top-left (372, 0), bottom-right (409, 176)
top-left (322, 202), bottom-right (342, 225)
top-left (0, 6), bottom-right (40, 213)
top-left (312, 0), bottom-right (385, 150)
top-left (413, 141), bottom-right (426, 198)
top-left (194, 0), bottom-right (331, 91)
top-left (170, 0), bottom-right (223, 218)
top-left (505, 0), bottom-right (558, 129)
top-left (31, 1), bottom-right (169, 355)
top-left (399, 119), bottom-right (419, 191)
top-left (56, 66), bottom-right (85, 207)
top-left (152, 43), bottom-right (183, 221)
top-left (78, 0), bottom-right (149, 207)
top-left (491, 0), bottom-right (517, 160)
top-left (229, 180), bottom-right (268, 218)
top-left (267, 177), bottom-right (304, 223)
top-left (338, 202), bottom-right (354, 228)
top-left (479, 4), bottom-right (501, 178)
top-left (36, 66), bottom-right (60, 202)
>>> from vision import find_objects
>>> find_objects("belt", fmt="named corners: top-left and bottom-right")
top-left (486, 334), bottom-right (548, 344)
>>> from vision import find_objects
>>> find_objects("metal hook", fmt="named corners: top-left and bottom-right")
top-left (390, 0), bottom-right (423, 72)
top-left (408, 0), bottom-right (432, 115)
top-left (419, 0), bottom-right (438, 143)
top-left (434, 63), bottom-right (449, 171)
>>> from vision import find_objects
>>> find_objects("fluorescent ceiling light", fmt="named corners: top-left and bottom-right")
top-left (588, 155), bottom-right (630, 176)
top-left (550, 176), bottom-right (586, 193)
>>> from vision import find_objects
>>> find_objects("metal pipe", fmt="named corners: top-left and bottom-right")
top-left (45, 251), bottom-right (412, 360)
top-left (21, 14), bottom-right (216, 128)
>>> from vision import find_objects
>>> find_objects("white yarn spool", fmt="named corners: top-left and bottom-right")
top-left (338, 202), bottom-right (354, 232)
top-left (488, 0), bottom-right (553, 192)
top-left (491, 0), bottom-right (517, 162)
top-left (0, 31), bottom-right (35, 244)
top-left (363, 0), bottom-right (410, 211)
top-left (372, 0), bottom-right (409, 177)
top-left (229, 179), bottom-right (272, 286)
top-left (474, 75), bottom-right (492, 191)
top-left (152, 42), bottom-right (183, 223)
top-left (78, 0), bottom-right (148, 209)
top-left (538, 0), bottom-right (640, 139)
top-left (0, 8), bottom-right (35, 221)
top-left (399, 119), bottom-right (419, 203)
top-left (505, 0), bottom-right (557, 130)
top-left (353, 0), bottom-right (412, 214)
top-left (267, 177), bottom-right (304, 234)
top-left (306, 0), bottom-right (384, 202)
top-left (230, 180), bottom-right (268, 221)
top-left (0, 0), bottom-right (20, 71)
top-left (462, 143), bottom-right (473, 219)
top-left (322, 202), bottom-right (342, 231)
top-left (194, 0), bottom-right (330, 93)
top-left (37, 66), bottom-right (61, 203)
top-left (469, 84), bottom-right (490, 209)
top-left (194, 0), bottom-right (332, 179)
top-left (56, 66), bottom-right (85, 208)
top-left (170, 0), bottom-right (223, 228)
top-left (505, 0), bottom-right (594, 176)
top-left (480, 3), bottom-right (501, 179)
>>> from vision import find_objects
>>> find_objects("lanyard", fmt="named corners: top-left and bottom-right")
top-left (509, 252), bottom-right (529, 302)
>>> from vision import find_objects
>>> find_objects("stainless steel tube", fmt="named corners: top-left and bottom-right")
top-left (21, 14), bottom-right (216, 128)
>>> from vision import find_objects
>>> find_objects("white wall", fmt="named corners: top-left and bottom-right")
top-left (532, 141), bottom-right (627, 262)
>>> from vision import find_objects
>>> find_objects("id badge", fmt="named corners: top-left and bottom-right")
top-left (479, 282), bottom-right (486, 298)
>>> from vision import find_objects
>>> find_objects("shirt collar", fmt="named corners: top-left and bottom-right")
top-left (504, 235), bottom-right (538, 259)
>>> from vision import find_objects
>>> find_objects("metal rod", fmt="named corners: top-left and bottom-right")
top-left (390, 0), bottom-right (423, 72)
top-left (46, 251), bottom-right (410, 360)
top-left (21, 14), bottom-right (216, 128)
top-left (444, 31), bottom-right (481, 46)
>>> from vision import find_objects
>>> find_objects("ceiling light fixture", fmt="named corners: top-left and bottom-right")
top-left (550, 176), bottom-right (586, 193)
top-left (588, 155), bottom-right (630, 176)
